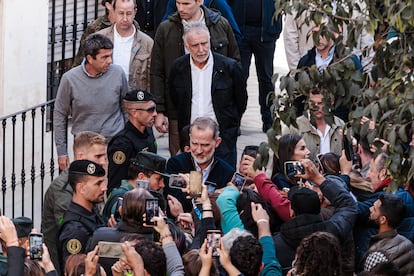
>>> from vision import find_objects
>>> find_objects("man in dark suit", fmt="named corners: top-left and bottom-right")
top-left (169, 22), bottom-right (247, 168)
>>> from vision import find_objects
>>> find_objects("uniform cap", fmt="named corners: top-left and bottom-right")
top-left (69, 160), bottom-right (106, 177)
top-left (123, 89), bottom-right (157, 103)
top-left (132, 151), bottom-right (167, 176)
top-left (12, 217), bottom-right (33, 238)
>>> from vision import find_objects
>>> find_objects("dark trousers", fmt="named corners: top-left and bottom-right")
top-left (239, 25), bottom-right (276, 126)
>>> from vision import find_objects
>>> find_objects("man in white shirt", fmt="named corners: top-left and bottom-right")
top-left (98, 0), bottom-right (153, 91)
top-left (168, 22), bottom-right (247, 168)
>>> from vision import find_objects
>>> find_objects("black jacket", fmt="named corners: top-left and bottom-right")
top-left (107, 121), bottom-right (157, 193)
top-left (164, 152), bottom-right (234, 214)
top-left (169, 52), bottom-right (247, 152)
top-left (58, 202), bottom-right (104, 271)
top-left (151, 5), bottom-right (240, 118)
top-left (273, 175), bottom-right (357, 274)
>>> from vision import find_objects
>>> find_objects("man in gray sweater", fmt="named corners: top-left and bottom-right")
top-left (54, 33), bottom-right (128, 171)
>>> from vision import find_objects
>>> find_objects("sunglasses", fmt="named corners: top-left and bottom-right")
top-left (128, 105), bottom-right (157, 112)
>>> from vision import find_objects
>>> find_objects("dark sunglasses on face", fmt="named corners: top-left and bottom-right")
top-left (128, 105), bottom-right (156, 112)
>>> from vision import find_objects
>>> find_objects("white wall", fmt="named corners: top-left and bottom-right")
top-left (0, 0), bottom-right (49, 116)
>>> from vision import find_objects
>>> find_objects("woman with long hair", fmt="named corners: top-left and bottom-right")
top-left (272, 133), bottom-right (311, 189)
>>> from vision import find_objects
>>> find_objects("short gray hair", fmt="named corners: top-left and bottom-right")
top-left (190, 117), bottom-right (220, 139)
top-left (182, 22), bottom-right (210, 43)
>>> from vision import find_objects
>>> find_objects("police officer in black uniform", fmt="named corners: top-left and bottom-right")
top-left (58, 160), bottom-right (106, 271)
top-left (107, 89), bottom-right (157, 194)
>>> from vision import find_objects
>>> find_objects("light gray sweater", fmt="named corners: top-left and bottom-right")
top-left (53, 63), bottom-right (128, 156)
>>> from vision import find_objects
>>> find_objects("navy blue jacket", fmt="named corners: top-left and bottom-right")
top-left (297, 46), bottom-right (363, 71)
top-left (228, 0), bottom-right (283, 42)
top-left (164, 152), bottom-right (234, 214)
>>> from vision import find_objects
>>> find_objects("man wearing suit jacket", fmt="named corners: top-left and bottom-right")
top-left (169, 22), bottom-right (247, 168)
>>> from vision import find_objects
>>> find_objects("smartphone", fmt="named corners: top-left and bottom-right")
top-left (136, 180), bottom-right (149, 190)
top-left (189, 171), bottom-right (202, 197)
top-left (284, 161), bottom-right (305, 176)
top-left (98, 241), bottom-right (125, 259)
top-left (316, 153), bottom-right (325, 174)
top-left (343, 135), bottom-right (354, 161)
top-left (169, 174), bottom-right (187, 189)
top-left (231, 172), bottom-right (246, 190)
top-left (145, 198), bottom-right (159, 225)
top-left (242, 145), bottom-right (259, 158)
top-left (114, 197), bottom-right (123, 222)
top-left (206, 230), bottom-right (222, 257)
top-left (29, 233), bottom-right (43, 260)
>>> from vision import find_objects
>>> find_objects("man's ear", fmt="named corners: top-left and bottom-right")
top-left (379, 214), bottom-right (387, 226)
top-left (104, 1), bottom-right (113, 11)
top-left (85, 54), bottom-right (93, 64)
top-left (379, 168), bottom-right (387, 181)
top-left (214, 137), bottom-right (222, 148)
top-left (137, 172), bottom-right (147, 180)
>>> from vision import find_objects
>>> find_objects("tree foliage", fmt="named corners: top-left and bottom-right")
top-left (270, 0), bottom-right (414, 186)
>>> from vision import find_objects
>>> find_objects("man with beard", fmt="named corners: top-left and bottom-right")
top-left (284, 87), bottom-right (344, 161)
top-left (169, 23), bottom-right (247, 168)
top-left (58, 160), bottom-right (107, 271)
top-left (361, 195), bottom-right (414, 274)
top-left (107, 89), bottom-right (158, 193)
top-left (164, 117), bottom-right (234, 214)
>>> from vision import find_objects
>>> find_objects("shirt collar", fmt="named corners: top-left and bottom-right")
top-left (181, 7), bottom-right (205, 26)
top-left (114, 23), bottom-right (136, 40)
top-left (81, 58), bottom-right (104, 78)
top-left (193, 156), bottom-right (214, 183)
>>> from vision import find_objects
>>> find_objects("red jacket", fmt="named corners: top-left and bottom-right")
top-left (254, 173), bottom-right (291, 222)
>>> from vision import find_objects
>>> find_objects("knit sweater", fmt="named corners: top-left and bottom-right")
top-left (53, 63), bottom-right (128, 156)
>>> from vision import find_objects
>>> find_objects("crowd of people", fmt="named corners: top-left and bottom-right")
top-left (0, 0), bottom-right (413, 275)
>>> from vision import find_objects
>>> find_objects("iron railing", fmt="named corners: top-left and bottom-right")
top-left (48, 0), bottom-right (103, 100)
top-left (0, 100), bottom-right (56, 224)
top-left (0, 1), bottom-right (103, 224)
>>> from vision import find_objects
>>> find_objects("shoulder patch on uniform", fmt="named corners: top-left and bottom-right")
top-left (67, 239), bottom-right (82, 254)
top-left (113, 151), bottom-right (126, 165)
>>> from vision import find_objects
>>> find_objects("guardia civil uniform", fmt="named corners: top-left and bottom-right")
top-left (58, 160), bottom-right (105, 271)
top-left (107, 90), bottom-right (157, 193)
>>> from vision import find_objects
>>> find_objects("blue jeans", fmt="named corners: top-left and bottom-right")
top-left (239, 25), bottom-right (276, 126)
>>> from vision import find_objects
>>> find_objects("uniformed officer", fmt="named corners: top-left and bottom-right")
top-left (103, 151), bottom-right (166, 222)
top-left (107, 89), bottom-right (158, 193)
top-left (58, 160), bottom-right (106, 271)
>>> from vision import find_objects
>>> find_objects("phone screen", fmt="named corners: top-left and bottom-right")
top-left (29, 233), bottom-right (43, 260)
top-left (206, 230), bottom-right (222, 257)
top-left (98, 241), bottom-right (125, 259)
top-left (136, 180), bottom-right (149, 190)
top-left (284, 161), bottom-right (304, 176)
top-left (231, 172), bottom-right (246, 190)
top-left (145, 199), bottom-right (159, 225)
top-left (189, 171), bottom-right (202, 197)
top-left (169, 174), bottom-right (187, 189)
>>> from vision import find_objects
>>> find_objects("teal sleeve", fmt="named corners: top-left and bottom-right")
top-left (259, 236), bottom-right (282, 276)
top-left (216, 186), bottom-right (244, 234)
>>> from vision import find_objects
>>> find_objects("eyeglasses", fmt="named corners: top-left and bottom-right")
top-left (128, 105), bottom-right (157, 113)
